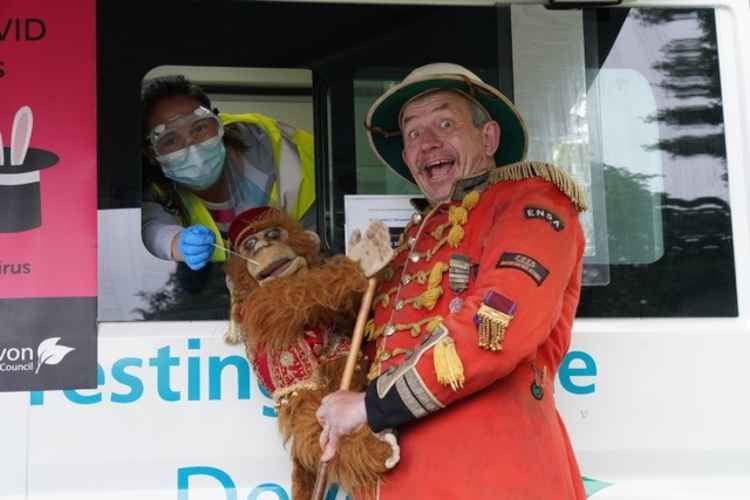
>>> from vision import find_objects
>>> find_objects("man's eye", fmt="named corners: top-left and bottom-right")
top-left (407, 129), bottom-right (420, 140)
top-left (265, 228), bottom-right (281, 240)
top-left (439, 119), bottom-right (453, 129)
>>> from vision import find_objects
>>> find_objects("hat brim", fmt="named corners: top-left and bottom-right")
top-left (366, 76), bottom-right (528, 184)
top-left (1, 148), bottom-right (58, 174)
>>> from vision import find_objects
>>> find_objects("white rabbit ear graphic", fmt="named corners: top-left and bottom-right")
top-left (10, 106), bottom-right (33, 166)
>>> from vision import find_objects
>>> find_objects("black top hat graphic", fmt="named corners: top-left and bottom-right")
top-left (1, 106), bottom-right (59, 233)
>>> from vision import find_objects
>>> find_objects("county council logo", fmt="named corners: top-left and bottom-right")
top-left (0, 337), bottom-right (75, 374)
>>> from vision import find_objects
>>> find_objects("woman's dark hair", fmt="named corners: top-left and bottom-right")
top-left (141, 75), bottom-right (213, 135)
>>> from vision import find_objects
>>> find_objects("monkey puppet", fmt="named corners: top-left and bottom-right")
top-left (224, 206), bottom-right (398, 500)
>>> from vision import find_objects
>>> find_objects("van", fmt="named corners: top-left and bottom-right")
top-left (2, 0), bottom-right (749, 498)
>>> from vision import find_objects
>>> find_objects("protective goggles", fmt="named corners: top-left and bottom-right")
top-left (147, 106), bottom-right (224, 160)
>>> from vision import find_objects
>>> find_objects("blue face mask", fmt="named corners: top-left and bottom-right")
top-left (158, 137), bottom-right (226, 190)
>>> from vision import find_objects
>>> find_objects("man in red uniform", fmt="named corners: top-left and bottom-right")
top-left (317, 63), bottom-right (587, 499)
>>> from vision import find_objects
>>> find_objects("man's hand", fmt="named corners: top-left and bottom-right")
top-left (348, 220), bottom-right (393, 277)
top-left (316, 390), bottom-right (368, 462)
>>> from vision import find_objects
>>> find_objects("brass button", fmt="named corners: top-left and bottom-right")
top-left (408, 237), bottom-right (417, 248)
top-left (401, 275), bottom-right (412, 286)
top-left (384, 325), bottom-right (396, 337)
top-left (410, 253), bottom-right (420, 263)
top-left (395, 300), bottom-right (405, 310)
top-left (411, 213), bottom-right (422, 224)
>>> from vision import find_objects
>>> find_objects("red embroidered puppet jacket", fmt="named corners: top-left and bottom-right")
top-left (252, 326), bottom-right (351, 400)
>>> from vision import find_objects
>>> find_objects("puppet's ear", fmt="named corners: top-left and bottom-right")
top-left (305, 230), bottom-right (321, 249)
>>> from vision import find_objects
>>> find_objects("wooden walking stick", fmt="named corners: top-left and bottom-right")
top-left (311, 276), bottom-right (378, 500)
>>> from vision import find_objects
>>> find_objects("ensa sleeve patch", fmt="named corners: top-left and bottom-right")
top-left (496, 252), bottom-right (549, 285)
top-left (524, 206), bottom-right (565, 231)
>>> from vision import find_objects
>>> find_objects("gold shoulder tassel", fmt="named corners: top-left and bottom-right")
top-left (490, 161), bottom-right (589, 212)
top-left (434, 336), bottom-right (464, 391)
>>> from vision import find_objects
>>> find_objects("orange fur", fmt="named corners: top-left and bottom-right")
top-left (241, 256), bottom-right (367, 352)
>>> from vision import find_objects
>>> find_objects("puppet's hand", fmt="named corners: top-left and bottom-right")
top-left (348, 220), bottom-right (393, 277)
top-left (376, 429), bottom-right (400, 469)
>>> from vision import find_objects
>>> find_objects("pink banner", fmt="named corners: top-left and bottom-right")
top-left (0, 0), bottom-right (97, 299)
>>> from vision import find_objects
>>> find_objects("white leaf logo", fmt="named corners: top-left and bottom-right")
top-left (35, 337), bottom-right (75, 374)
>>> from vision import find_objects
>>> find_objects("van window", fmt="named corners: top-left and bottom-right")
top-left (580, 7), bottom-right (735, 316)
top-left (515, 5), bottom-right (736, 316)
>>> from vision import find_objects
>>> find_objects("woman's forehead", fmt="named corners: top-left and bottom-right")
top-left (147, 96), bottom-right (202, 129)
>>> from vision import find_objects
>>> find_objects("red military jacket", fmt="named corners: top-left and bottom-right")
top-left (363, 161), bottom-right (588, 499)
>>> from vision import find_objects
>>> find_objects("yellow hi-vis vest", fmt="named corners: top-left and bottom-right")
top-left (153, 113), bottom-right (315, 263)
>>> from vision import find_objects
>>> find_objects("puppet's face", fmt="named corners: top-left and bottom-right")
top-left (238, 226), bottom-right (308, 285)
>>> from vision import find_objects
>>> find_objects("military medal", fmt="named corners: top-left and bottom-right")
top-left (449, 254), bottom-right (471, 293)
top-left (475, 290), bottom-right (517, 351)
top-left (530, 381), bottom-right (544, 400)
top-left (530, 365), bottom-right (547, 400)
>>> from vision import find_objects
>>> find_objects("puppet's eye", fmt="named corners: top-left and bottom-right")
top-left (244, 237), bottom-right (258, 252)
top-left (265, 228), bottom-right (281, 240)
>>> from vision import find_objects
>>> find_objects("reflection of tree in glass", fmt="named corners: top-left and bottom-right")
top-left (601, 164), bottom-right (661, 264)
top-left (133, 263), bottom-right (229, 321)
top-left (634, 9), bottom-right (726, 164)
top-left (579, 162), bottom-right (736, 317)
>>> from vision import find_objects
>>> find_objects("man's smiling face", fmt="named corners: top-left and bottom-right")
top-left (400, 90), bottom-right (500, 204)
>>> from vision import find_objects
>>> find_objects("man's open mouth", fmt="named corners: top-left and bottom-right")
top-left (258, 258), bottom-right (292, 280)
top-left (422, 159), bottom-right (455, 180)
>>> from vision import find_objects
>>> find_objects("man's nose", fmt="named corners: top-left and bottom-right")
top-left (419, 127), bottom-right (442, 150)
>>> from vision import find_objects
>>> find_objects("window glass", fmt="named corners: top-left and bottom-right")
top-left (512, 6), bottom-right (736, 316)
top-left (353, 79), bottom-right (421, 196)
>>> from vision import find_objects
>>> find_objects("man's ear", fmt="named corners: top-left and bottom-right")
top-left (482, 120), bottom-right (501, 157)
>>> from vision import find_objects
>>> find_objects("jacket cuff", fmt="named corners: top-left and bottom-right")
top-left (365, 379), bottom-right (416, 432)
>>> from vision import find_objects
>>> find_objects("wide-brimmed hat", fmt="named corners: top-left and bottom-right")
top-left (365, 63), bottom-right (528, 184)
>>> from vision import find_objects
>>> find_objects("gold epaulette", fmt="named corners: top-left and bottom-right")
top-left (489, 161), bottom-right (588, 212)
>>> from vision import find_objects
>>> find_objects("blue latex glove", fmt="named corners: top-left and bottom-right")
top-left (178, 225), bottom-right (216, 270)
